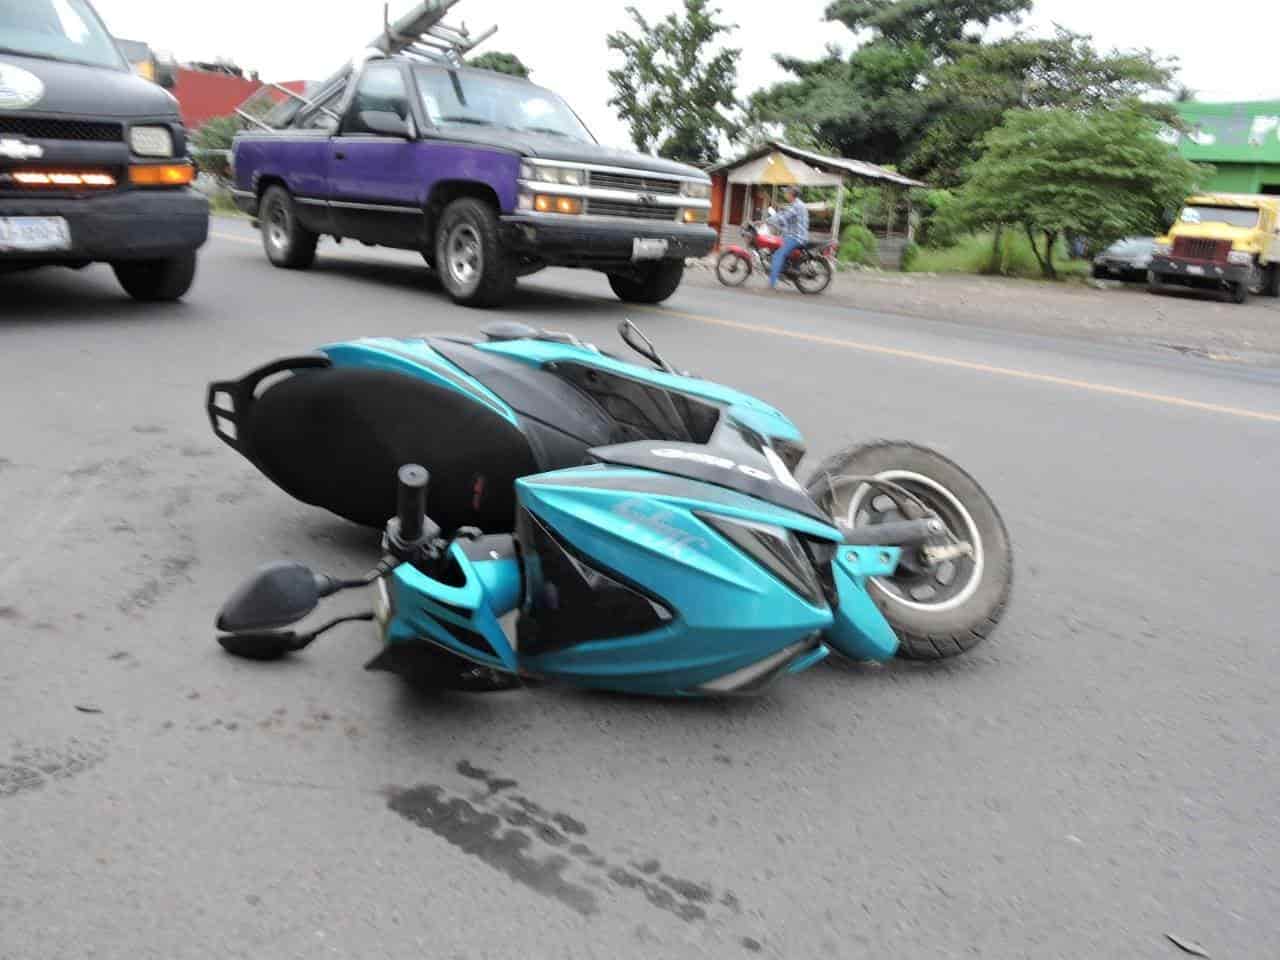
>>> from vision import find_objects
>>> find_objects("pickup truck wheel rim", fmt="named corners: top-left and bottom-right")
top-left (267, 201), bottom-right (289, 252)
top-left (446, 223), bottom-right (482, 291)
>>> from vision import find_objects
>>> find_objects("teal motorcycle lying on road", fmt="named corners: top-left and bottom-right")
top-left (208, 322), bottom-right (1012, 695)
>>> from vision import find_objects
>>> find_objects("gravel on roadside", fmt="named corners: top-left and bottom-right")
top-left (684, 259), bottom-right (1280, 367)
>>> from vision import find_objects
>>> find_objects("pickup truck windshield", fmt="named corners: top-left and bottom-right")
top-left (0, 0), bottom-right (124, 70)
top-left (414, 66), bottom-right (594, 142)
top-left (1179, 205), bottom-right (1260, 229)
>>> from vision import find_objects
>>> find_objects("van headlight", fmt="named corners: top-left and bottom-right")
top-left (1227, 249), bottom-right (1255, 266)
top-left (129, 125), bottom-right (174, 158)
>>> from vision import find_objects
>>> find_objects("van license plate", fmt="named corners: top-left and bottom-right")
top-left (632, 238), bottom-right (668, 261)
top-left (1186, 264), bottom-right (1204, 276)
top-left (0, 217), bottom-right (71, 253)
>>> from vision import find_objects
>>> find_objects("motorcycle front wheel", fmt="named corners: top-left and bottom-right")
top-left (807, 441), bottom-right (1013, 660)
top-left (792, 256), bottom-right (833, 295)
top-left (715, 251), bottom-right (752, 287)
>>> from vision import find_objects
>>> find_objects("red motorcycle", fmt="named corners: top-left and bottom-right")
top-left (715, 222), bottom-right (835, 294)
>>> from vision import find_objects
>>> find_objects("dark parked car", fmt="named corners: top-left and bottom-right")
top-left (0, 0), bottom-right (208, 300)
top-left (1092, 237), bottom-right (1156, 282)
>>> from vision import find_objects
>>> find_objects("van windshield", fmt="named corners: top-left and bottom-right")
top-left (1179, 205), bottom-right (1260, 229)
top-left (0, 0), bottom-right (124, 70)
top-left (414, 66), bottom-right (595, 143)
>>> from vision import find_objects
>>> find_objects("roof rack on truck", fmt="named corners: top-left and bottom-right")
top-left (235, 0), bottom-right (497, 131)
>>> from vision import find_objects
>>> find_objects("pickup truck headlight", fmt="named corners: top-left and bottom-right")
top-left (1227, 249), bottom-right (1255, 266)
top-left (681, 181), bottom-right (712, 199)
top-left (1152, 242), bottom-right (1171, 257)
top-left (129, 125), bottom-right (174, 158)
top-left (519, 161), bottom-right (584, 187)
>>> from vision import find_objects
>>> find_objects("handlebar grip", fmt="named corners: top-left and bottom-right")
top-left (396, 464), bottom-right (428, 543)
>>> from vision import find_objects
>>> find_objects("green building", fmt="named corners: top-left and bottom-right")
top-left (1172, 100), bottom-right (1280, 195)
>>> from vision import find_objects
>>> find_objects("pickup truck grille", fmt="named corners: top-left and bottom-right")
top-left (588, 171), bottom-right (683, 196)
top-left (1173, 237), bottom-right (1230, 264)
top-left (586, 199), bottom-right (677, 221)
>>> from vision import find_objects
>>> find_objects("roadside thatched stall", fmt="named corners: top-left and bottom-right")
top-left (708, 140), bottom-right (925, 270)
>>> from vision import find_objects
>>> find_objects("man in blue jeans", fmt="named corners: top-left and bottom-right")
top-left (768, 185), bottom-right (809, 290)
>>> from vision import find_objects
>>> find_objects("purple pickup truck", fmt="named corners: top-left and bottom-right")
top-left (230, 56), bottom-right (716, 307)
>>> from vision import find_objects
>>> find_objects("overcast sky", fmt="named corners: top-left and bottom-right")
top-left (94, 0), bottom-right (1279, 148)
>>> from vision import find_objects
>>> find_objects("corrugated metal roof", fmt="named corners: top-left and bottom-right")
top-left (710, 141), bottom-right (925, 187)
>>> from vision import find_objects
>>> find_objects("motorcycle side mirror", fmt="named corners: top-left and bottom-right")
top-left (216, 630), bottom-right (306, 661)
top-left (215, 561), bottom-right (324, 633)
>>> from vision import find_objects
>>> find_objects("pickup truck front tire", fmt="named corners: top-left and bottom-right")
top-left (608, 261), bottom-right (685, 304)
top-left (436, 198), bottom-right (516, 308)
top-left (260, 185), bottom-right (318, 270)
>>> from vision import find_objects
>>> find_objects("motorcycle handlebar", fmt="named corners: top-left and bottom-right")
top-left (396, 465), bottom-right (428, 543)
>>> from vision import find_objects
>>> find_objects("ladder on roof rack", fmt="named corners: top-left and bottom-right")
top-left (233, 0), bottom-right (497, 131)
top-left (374, 0), bottom-right (497, 62)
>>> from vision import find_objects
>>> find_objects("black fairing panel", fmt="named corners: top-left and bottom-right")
top-left (588, 423), bottom-right (829, 525)
top-left (244, 367), bottom-right (538, 531)
top-left (547, 362), bottom-right (721, 444)
top-left (427, 339), bottom-right (618, 458)
top-left (516, 508), bottom-right (671, 657)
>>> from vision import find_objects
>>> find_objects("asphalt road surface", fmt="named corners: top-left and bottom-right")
top-left (3, 220), bottom-right (1279, 960)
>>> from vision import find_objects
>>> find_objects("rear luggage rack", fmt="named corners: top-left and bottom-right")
top-left (206, 355), bottom-right (332, 460)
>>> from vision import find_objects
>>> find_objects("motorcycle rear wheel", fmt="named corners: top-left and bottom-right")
top-left (715, 251), bottom-right (752, 287)
top-left (792, 256), bottom-right (833, 295)
top-left (807, 441), bottom-right (1012, 660)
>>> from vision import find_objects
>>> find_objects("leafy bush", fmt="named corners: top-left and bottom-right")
top-left (838, 223), bottom-right (880, 266)
top-left (917, 188), bottom-right (959, 248)
top-left (900, 240), bottom-right (920, 272)
top-left (907, 231), bottom-right (1089, 279)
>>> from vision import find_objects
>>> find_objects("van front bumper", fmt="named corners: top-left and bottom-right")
top-left (0, 188), bottom-right (209, 263)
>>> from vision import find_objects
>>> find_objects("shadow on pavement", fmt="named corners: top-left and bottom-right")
top-left (310, 254), bottom-right (617, 316)
top-left (0, 264), bottom-right (195, 326)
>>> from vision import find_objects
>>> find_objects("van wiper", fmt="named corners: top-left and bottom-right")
top-left (521, 126), bottom-right (571, 138)
top-left (439, 116), bottom-right (494, 126)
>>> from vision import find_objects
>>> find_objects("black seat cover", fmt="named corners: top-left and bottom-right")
top-left (246, 367), bottom-right (539, 531)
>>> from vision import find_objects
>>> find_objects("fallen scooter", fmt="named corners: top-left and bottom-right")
top-left (209, 322), bottom-right (1012, 678)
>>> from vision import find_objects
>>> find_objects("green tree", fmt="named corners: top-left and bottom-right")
top-left (947, 107), bottom-right (1201, 278)
top-left (606, 0), bottom-right (740, 164)
top-left (468, 51), bottom-right (530, 78)
top-left (747, 0), bottom-right (1029, 165)
top-left (908, 29), bottom-right (1178, 186)
top-left (824, 0), bottom-right (1030, 51)
top-left (190, 115), bottom-right (239, 183)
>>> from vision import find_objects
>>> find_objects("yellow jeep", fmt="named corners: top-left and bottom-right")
top-left (1148, 193), bottom-right (1280, 304)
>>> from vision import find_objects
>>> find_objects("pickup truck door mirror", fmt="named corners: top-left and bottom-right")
top-left (359, 111), bottom-right (414, 139)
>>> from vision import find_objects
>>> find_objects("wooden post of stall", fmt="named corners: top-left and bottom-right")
top-left (831, 177), bottom-right (845, 252)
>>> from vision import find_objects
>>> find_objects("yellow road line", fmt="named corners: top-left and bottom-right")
top-left (636, 304), bottom-right (1280, 425)
top-left (211, 231), bottom-right (259, 247)
top-left (207, 229), bottom-right (1279, 424)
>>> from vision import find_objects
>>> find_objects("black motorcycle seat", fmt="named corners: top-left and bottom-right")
top-left (246, 367), bottom-right (540, 531)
